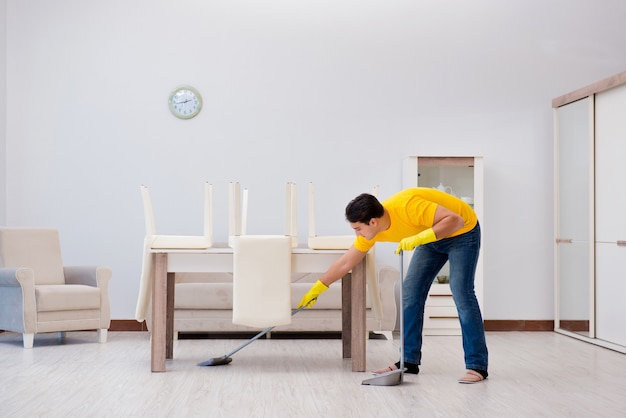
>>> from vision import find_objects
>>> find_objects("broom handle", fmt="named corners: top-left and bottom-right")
top-left (225, 305), bottom-right (308, 358)
top-left (399, 251), bottom-right (404, 372)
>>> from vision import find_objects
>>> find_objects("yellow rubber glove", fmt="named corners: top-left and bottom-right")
top-left (297, 279), bottom-right (329, 308)
top-left (396, 228), bottom-right (437, 254)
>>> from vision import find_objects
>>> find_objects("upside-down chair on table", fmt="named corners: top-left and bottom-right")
top-left (135, 182), bottom-right (214, 323)
top-left (232, 185), bottom-right (293, 328)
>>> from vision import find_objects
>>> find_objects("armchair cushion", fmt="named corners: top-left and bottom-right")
top-left (35, 285), bottom-right (101, 312)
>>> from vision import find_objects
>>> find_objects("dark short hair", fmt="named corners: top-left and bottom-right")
top-left (345, 193), bottom-right (384, 224)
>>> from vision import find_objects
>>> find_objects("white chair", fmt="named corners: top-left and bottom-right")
top-left (230, 181), bottom-right (297, 247)
top-left (135, 182), bottom-right (213, 322)
top-left (0, 228), bottom-right (112, 348)
top-left (141, 183), bottom-right (213, 249)
top-left (230, 184), bottom-right (294, 328)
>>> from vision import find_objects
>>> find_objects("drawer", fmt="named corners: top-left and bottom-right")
top-left (429, 283), bottom-right (451, 295)
top-left (424, 306), bottom-right (459, 329)
top-left (426, 294), bottom-right (455, 307)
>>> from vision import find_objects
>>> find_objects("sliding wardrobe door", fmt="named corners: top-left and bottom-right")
top-left (554, 97), bottom-right (594, 337)
top-left (594, 84), bottom-right (626, 348)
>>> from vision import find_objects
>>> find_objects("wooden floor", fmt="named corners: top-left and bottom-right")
top-left (1, 330), bottom-right (625, 417)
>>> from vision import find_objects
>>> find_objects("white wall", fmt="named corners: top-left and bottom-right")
top-left (4, 0), bottom-right (626, 320)
top-left (0, 1), bottom-right (6, 224)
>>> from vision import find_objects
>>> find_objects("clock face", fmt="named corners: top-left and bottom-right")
top-left (168, 86), bottom-right (202, 119)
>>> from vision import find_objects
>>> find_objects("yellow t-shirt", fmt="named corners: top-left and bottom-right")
top-left (353, 188), bottom-right (478, 252)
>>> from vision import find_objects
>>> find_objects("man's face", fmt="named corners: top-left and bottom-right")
top-left (349, 220), bottom-right (376, 240)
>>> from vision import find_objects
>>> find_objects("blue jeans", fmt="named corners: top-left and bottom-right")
top-left (402, 222), bottom-right (488, 371)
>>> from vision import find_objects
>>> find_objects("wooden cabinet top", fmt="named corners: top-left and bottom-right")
top-left (553, 70), bottom-right (626, 108)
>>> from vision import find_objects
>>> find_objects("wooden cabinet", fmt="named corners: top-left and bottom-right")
top-left (402, 156), bottom-right (484, 335)
top-left (553, 70), bottom-right (626, 353)
top-left (424, 285), bottom-right (462, 334)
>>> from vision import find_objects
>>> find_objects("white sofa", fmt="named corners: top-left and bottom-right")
top-left (147, 264), bottom-right (398, 338)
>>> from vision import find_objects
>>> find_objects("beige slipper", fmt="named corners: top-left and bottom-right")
top-left (458, 369), bottom-right (485, 384)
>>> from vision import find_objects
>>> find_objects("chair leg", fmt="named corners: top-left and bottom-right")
top-left (23, 333), bottom-right (34, 349)
top-left (58, 331), bottom-right (66, 341)
top-left (98, 329), bottom-right (108, 343)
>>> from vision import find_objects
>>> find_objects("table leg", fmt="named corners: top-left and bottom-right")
top-left (351, 258), bottom-right (366, 372)
top-left (166, 272), bottom-right (175, 359)
top-left (151, 253), bottom-right (168, 372)
top-left (341, 273), bottom-right (351, 359)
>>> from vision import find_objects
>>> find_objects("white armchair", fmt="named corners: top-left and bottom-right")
top-left (0, 228), bottom-right (112, 348)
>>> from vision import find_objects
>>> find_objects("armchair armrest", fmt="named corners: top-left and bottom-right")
top-left (64, 266), bottom-right (112, 329)
top-left (0, 267), bottom-right (35, 287)
top-left (0, 267), bottom-right (36, 333)
top-left (64, 266), bottom-right (112, 288)
top-left (0, 267), bottom-right (24, 286)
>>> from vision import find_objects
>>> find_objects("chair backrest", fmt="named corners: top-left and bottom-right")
top-left (0, 228), bottom-right (65, 285)
top-left (232, 235), bottom-right (292, 328)
top-left (141, 183), bottom-right (213, 239)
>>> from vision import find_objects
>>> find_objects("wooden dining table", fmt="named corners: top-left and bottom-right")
top-left (149, 244), bottom-right (367, 372)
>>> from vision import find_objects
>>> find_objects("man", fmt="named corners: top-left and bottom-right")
top-left (297, 188), bottom-right (488, 383)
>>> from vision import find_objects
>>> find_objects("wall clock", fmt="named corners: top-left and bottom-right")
top-left (168, 86), bottom-right (202, 119)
